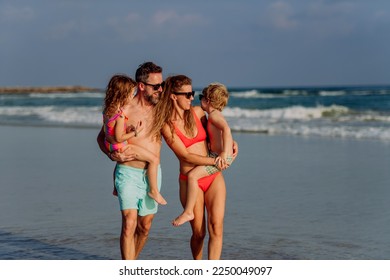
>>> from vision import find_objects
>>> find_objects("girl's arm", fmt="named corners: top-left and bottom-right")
top-left (114, 115), bottom-right (136, 142)
top-left (162, 124), bottom-right (215, 166)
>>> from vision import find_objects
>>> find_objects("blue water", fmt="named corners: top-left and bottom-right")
top-left (1, 85), bottom-right (390, 140)
top-left (1, 127), bottom-right (390, 260)
top-left (1, 87), bottom-right (390, 260)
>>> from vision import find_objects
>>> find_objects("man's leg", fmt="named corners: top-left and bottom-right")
top-left (120, 209), bottom-right (138, 260)
top-left (134, 214), bottom-right (154, 259)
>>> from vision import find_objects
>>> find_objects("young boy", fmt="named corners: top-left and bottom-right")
top-left (172, 83), bottom-right (234, 226)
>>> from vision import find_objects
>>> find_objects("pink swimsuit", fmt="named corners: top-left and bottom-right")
top-left (103, 111), bottom-right (128, 152)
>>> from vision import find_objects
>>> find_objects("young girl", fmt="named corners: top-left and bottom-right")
top-left (103, 74), bottom-right (167, 205)
top-left (172, 83), bottom-right (234, 226)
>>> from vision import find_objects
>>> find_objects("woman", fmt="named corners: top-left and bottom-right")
top-left (153, 75), bottom-right (236, 259)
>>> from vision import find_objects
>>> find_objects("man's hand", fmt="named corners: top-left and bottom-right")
top-left (110, 145), bottom-right (136, 162)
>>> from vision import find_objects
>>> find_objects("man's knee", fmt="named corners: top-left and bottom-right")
top-left (121, 212), bottom-right (137, 236)
top-left (137, 215), bottom-right (154, 237)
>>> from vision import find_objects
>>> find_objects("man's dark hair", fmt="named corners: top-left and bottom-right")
top-left (135, 62), bottom-right (163, 83)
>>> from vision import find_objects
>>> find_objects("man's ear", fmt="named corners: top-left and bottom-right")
top-left (138, 83), bottom-right (145, 91)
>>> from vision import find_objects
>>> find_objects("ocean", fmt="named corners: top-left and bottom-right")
top-left (1, 85), bottom-right (390, 260)
top-left (1, 85), bottom-right (390, 141)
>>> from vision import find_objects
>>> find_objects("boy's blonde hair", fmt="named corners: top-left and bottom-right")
top-left (202, 83), bottom-right (229, 111)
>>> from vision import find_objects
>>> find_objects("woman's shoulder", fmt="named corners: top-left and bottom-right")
top-left (191, 106), bottom-right (205, 117)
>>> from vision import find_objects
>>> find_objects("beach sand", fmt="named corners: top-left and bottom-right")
top-left (1, 125), bottom-right (390, 259)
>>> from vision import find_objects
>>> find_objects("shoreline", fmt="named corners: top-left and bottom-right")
top-left (0, 86), bottom-right (101, 94)
top-left (1, 125), bottom-right (390, 259)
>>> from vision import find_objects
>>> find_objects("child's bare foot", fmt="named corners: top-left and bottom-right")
top-left (113, 187), bottom-right (118, 196)
top-left (148, 192), bottom-right (167, 205)
top-left (172, 212), bottom-right (194, 227)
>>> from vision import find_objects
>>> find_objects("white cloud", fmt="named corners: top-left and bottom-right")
top-left (48, 20), bottom-right (79, 39)
top-left (267, 1), bottom-right (298, 30)
top-left (105, 10), bottom-right (207, 42)
top-left (0, 5), bottom-right (35, 23)
top-left (152, 10), bottom-right (206, 27)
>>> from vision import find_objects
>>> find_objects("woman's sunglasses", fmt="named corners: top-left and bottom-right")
top-left (143, 81), bottom-right (165, 91)
top-left (173, 91), bottom-right (195, 99)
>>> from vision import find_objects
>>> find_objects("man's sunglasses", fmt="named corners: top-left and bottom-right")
top-left (173, 91), bottom-right (195, 99)
top-left (143, 81), bottom-right (165, 90)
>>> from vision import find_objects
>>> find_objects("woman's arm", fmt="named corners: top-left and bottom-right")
top-left (162, 124), bottom-right (215, 166)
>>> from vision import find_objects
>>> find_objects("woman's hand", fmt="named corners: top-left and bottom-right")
top-left (232, 140), bottom-right (239, 159)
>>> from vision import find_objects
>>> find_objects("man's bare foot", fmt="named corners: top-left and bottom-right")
top-left (148, 192), bottom-right (167, 205)
top-left (172, 212), bottom-right (194, 227)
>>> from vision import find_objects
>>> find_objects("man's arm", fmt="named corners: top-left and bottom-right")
top-left (97, 126), bottom-right (112, 160)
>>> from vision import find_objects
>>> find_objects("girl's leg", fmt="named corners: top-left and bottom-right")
top-left (204, 174), bottom-right (226, 260)
top-left (179, 178), bottom-right (206, 259)
top-left (146, 161), bottom-right (167, 205)
top-left (128, 144), bottom-right (167, 205)
top-left (172, 166), bottom-right (209, 226)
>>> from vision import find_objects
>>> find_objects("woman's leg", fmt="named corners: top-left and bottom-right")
top-left (204, 174), bottom-right (226, 260)
top-left (179, 178), bottom-right (206, 259)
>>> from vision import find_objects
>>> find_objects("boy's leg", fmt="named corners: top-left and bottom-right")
top-left (172, 166), bottom-right (209, 226)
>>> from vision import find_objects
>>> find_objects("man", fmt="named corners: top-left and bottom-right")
top-left (97, 62), bottom-right (164, 259)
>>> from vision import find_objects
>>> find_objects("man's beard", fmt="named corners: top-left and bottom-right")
top-left (144, 92), bottom-right (159, 105)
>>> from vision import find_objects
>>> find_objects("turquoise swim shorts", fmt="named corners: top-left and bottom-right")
top-left (114, 164), bottom-right (162, 216)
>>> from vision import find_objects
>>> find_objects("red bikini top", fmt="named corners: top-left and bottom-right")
top-left (174, 109), bottom-right (207, 148)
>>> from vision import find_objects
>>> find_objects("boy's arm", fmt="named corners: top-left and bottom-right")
top-left (209, 113), bottom-right (233, 156)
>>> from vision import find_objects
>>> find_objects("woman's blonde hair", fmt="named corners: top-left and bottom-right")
top-left (103, 74), bottom-right (137, 117)
top-left (202, 83), bottom-right (229, 111)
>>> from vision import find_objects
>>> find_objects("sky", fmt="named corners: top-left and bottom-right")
top-left (1, 0), bottom-right (390, 88)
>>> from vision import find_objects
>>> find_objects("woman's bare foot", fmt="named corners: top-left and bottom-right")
top-left (148, 191), bottom-right (167, 205)
top-left (172, 212), bottom-right (194, 227)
